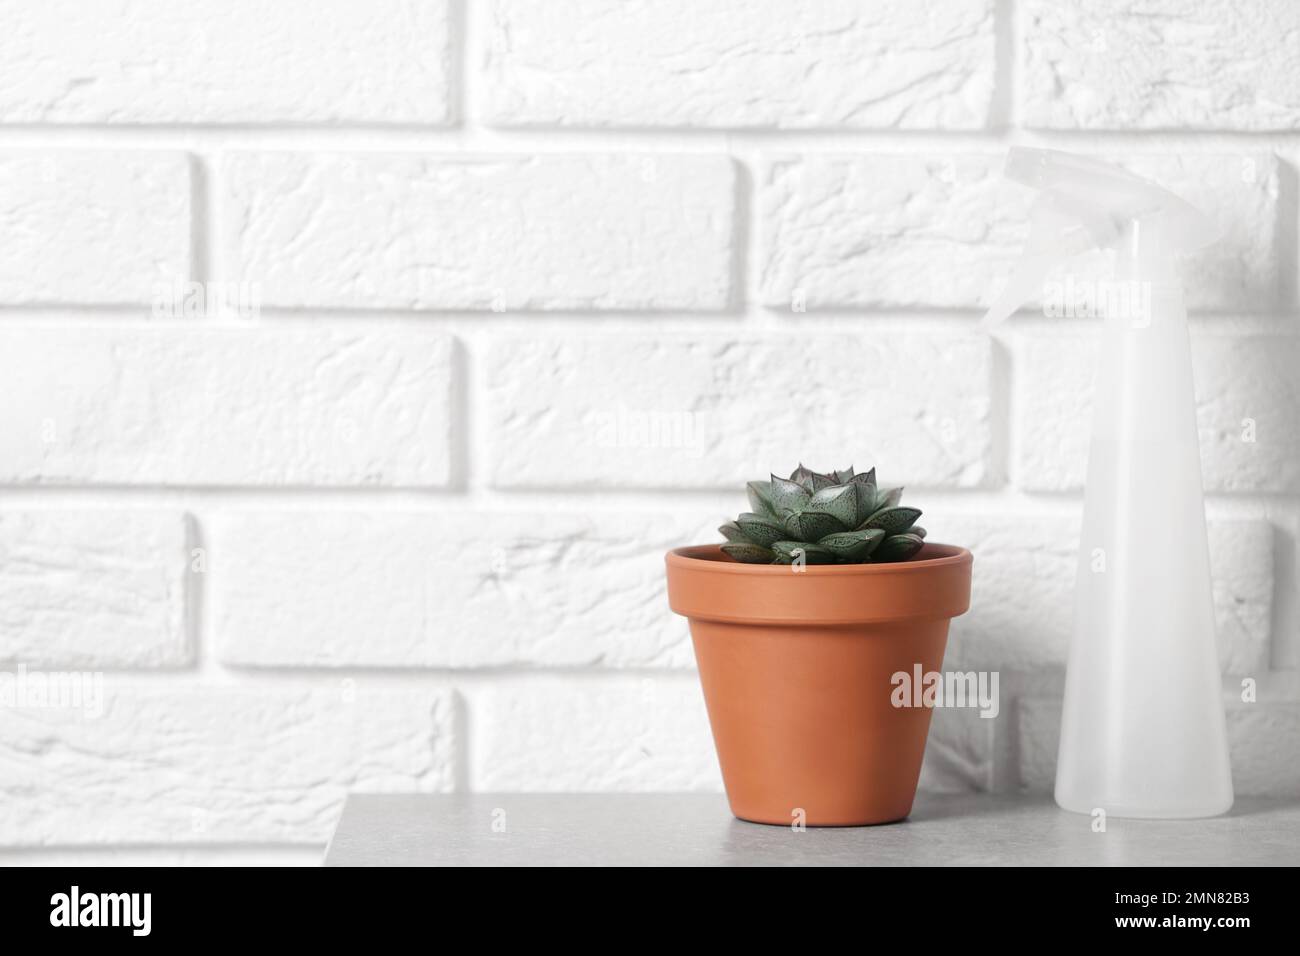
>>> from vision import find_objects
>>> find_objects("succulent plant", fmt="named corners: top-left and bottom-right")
top-left (719, 465), bottom-right (926, 565)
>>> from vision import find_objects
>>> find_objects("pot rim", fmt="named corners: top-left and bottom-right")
top-left (666, 542), bottom-right (971, 575)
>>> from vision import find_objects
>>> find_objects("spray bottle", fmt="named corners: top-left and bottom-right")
top-left (984, 148), bottom-right (1233, 818)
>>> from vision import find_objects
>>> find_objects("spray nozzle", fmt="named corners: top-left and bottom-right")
top-left (981, 148), bottom-right (1218, 328)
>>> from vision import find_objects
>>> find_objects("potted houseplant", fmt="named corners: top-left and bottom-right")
top-left (665, 465), bottom-right (972, 826)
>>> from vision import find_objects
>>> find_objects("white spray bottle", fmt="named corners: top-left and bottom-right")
top-left (984, 148), bottom-right (1233, 818)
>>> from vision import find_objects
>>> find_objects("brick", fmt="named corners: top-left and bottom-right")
top-left (1226, 700), bottom-right (1300, 795)
top-left (483, 0), bottom-right (995, 129)
top-left (0, 0), bottom-right (452, 124)
top-left (0, 684), bottom-right (456, 843)
top-left (485, 333), bottom-right (994, 488)
top-left (1016, 697), bottom-right (1062, 793)
top-left (0, 152), bottom-right (189, 304)
top-left (929, 514), bottom-right (1273, 674)
top-left (1210, 521), bottom-right (1275, 675)
top-left (759, 154), bottom-right (1016, 310)
top-left (1015, 336), bottom-right (1092, 492)
top-left (213, 510), bottom-right (709, 668)
top-left (1020, 0), bottom-right (1300, 130)
top-left (0, 511), bottom-right (191, 668)
top-left (759, 153), bottom-right (1278, 312)
top-left (220, 152), bottom-right (735, 310)
top-left (930, 514), bottom-right (1078, 673)
top-left (0, 328), bottom-right (455, 486)
top-left (1017, 333), bottom-right (1300, 492)
top-left (1195, 335), bottom-right (1300, 491)
top-left (1018, 697), bottom-right (1300, 796)
top-left (920, 705), bottom-right (995, 793)
top-left (468, 676), bottom-right (722, 791)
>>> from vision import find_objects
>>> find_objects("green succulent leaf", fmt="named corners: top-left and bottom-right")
top-left (719, 521), bottom-right (747, 543)
top-left (746, 480), bottom-right (778, 519)
top-left (735, 512), bottom-right (785, 547)
top-left (817, 528), bottom-right (886, 559)
top-left (851, 467), bottom-right (876, 488)
top-left (807, 483), bottom-right (858, 527)
top-left (768, 474), bottom-right (812, 514)
top-left (875, 486), bottom-right (904, 511)
top-left (851, 482), bottom-right (877, 525)
top-left (792, 510), bottom-right (844, 542)
top-left (725, 467), bottom-right (929, 565)
top-left (861, 505), bottom-right (922, 535)
top-left (873, 533), bottom-right (925, 562)
top-left (721, 542), bottom-right (776, 564)
top-left (788, 464), bottom-right (820, 492)
top-left (809, 471), bottom-right (837, 492)
top-left (771, 541), bottom-right (837, 565)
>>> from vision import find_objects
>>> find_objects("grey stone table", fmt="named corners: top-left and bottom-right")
top-left (324, 793), bottom-right (1300, 866)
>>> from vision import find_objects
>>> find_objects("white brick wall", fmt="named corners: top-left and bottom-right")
top-left (485, 333), bottom-right (994, 487)
top-left (1019, 0), bottom-right (1300, 130)
top-left (0, 152), bottom-right (191, 304)
top-left (467, 676), bottom-right (720, 791)
top-left (219, 153), bottom-right (736, 310)
top-left (483, 0), bottom-right (997, 129)
top-left (0, 683), bottom-right (456, 844)
top-left (930, 514), bottom-right (1274, 674)
top-left (0, 511), bottom-right (193, 668)
top-left (211, 510), bottom-right (705, 667)
top-left (0, 328), bottom-right (456, 486)
top-left (1017, 334), bottom-right (1300, 492)
top-left (759, 152), bottom-right (1281, 311)
top-left (1, 0), bottom-right (1297, 862)
top-left (0, 0), bottom-right (454, 124)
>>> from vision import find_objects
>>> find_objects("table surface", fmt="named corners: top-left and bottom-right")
top-left (323, 792), bottom-right (1300, 866)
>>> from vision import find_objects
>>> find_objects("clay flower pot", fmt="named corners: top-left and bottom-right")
top-left (666, 543), bottom-right (973, 826)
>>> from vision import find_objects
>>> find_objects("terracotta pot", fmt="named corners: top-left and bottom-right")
top-left (666, 543), bottom-right (973, 826)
